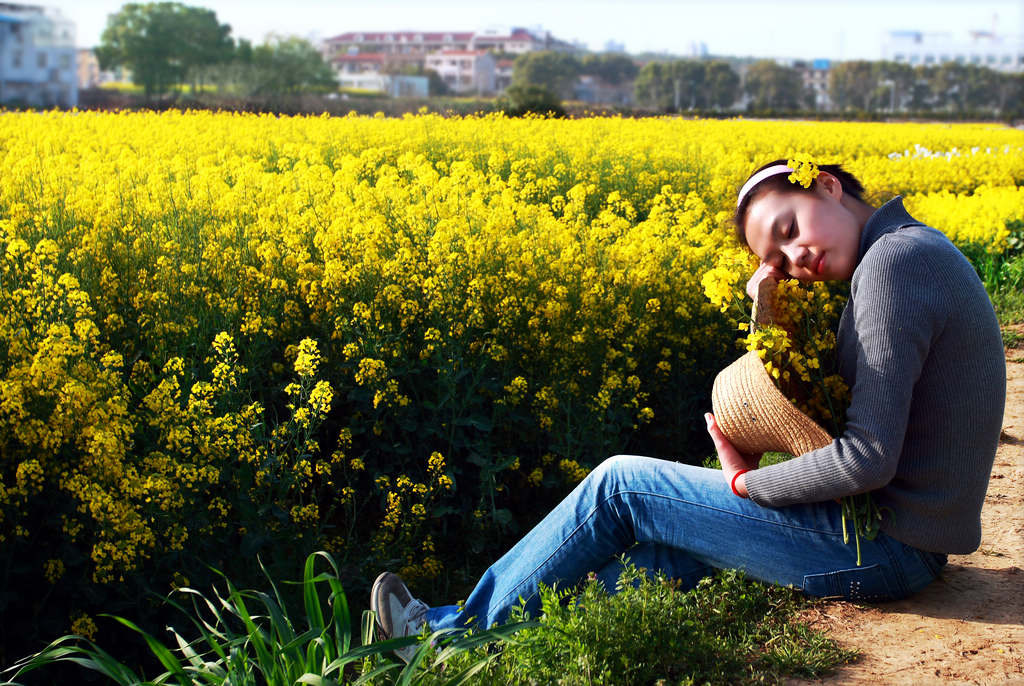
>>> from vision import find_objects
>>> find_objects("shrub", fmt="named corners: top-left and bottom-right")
top-left (437, 562), bottom-right (856, 685)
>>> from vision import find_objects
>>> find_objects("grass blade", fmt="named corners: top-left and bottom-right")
top-left (351, 660), bottom-right (403, 685)
top-left (223, 581), bottom-right (275, 675)
top-left (295, 675), bottom-right (338, 686)
top-left (105, 615), bottom-right (189, 681)
top-left (328, 576), bottom-right (352, 656)
top-left (303, 552), bottom-right (326, 634)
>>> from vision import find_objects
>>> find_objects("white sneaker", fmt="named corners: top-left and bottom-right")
top-left (370, 571), bottom-right (430, 663)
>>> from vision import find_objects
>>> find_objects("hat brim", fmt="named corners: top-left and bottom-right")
top-left (711, 349), bottom-right (833, 457)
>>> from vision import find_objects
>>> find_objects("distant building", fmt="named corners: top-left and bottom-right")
top-left (425, 49), bottom-right (495, 95)
top-left (330, 52), bottom-right (431, 94)
top-left (604, 39), bottom-right (626, 53)
top-left (77, 47), bottom-right (98, 87)
top-left (323, 31), bottom-right (475, 60)
top-left (574, 74), bottom-right (633, 105)
top-left (794, 58), bottom-right (833, 110)
top-left (469, 27), bottom-right (545, 54)
top-left (330, 53), bottom-right (430, 95)
top-left (686, 41), bottom-right (708, 58)
top-left (321, 26), bottom-right (579, 96)
top-left (0, 2), bottom-right (77, 107)
top-left (321, 26), bottom-right (579, 63)
top-left (882, 29), bottom-right (1024, 72)
top-left (494, 58), bottom-right (514, 91)
top-left (332, 52), bottom-right (390, 91)
top-left (387, 74), bottom-right (428, 97)
top-left (77, 48), bottom-right (130, 89)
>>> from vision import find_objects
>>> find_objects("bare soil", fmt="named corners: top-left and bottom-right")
top-left (790, 346), bottom-right (1024, 685)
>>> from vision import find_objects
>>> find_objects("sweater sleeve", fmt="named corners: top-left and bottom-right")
top-left (744, 233), bottom-right (947, 506)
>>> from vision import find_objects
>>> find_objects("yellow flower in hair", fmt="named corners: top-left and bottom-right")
top-left (786, 155), bottom-right (820, 188)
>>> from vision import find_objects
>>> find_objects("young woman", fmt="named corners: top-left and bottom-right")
top-left (371, 159), bottom-right (1006, 658)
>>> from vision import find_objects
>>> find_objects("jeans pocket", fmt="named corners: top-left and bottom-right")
top-left (802, 564), bottom-right (898, 602)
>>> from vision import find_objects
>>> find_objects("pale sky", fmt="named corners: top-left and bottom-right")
top-left (52, 0), bottom-right (1024, 60)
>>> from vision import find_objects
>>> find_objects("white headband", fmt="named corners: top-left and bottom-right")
top-left (736, 164), bottom-right (793, 208)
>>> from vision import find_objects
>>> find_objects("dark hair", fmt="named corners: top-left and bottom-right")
top-left (733, 159), bottom-right (866, 246)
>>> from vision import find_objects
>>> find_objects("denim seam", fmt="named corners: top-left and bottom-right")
top-left (491, 488), bottom-right (843, 612)
top-left (876, 535), bottom-right (910, 597)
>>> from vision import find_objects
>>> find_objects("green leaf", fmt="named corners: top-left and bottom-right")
top-left (303, 553), bottom-right (325, 633)
top-left (296, 675), bottom-right (337, 686)
top-left (106, 615), bottom-right (188, 679)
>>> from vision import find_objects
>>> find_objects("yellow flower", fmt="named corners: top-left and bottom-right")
top-left (786, 154), bottom-right (820, 188)
top-left (44, 558), bottom-right (65, 584)
top-left (294, 338), bottom-right (322, 378)
top-left (71, 613), bottom-right (98, 641)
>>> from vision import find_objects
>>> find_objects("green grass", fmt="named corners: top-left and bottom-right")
top-left (0, 552), bottom-right (853, 686)
top-left (434, 562), bottom-right (856, 685)
top-left (0, 552), bottom-right (531, 686)
top-left (1002, 323), bottom-right (1023, 350)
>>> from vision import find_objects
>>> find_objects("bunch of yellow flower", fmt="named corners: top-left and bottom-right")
top-left (743, 279), bottom-right (850, 435)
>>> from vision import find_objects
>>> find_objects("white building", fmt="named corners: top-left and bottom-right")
top-left (882, 30), bottom-right (1024, 72)
top-left (0, 2), bottom-right (76, 107)
top-left (470, 27), bottom-right (560, 54)
top-left (494, 58), bottom-right (514, 92)
top-left (796, 58), bottom-right (833, 110)
top-left (323, 31), bottom-right (476, 61)
top-left (332, 52), bottom-right (390, 91)
top-left (331, 54), bottom-right (429, 95)
top-left (425, 49), bottom-right (495, 95)
top-left (321, 26), bottom-right (578, 63)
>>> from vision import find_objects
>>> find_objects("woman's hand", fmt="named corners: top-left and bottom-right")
top-left (705, 413), bottom-right (761, 497)
top-left (746, 261), bottom-right (788, 300)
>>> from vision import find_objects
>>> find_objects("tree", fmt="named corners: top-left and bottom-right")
top-left (743, 60), bottom-right (805, 111)
top-left (829, 60), bottom-right (876, 111)
top-left (705, 61), bottom-right (740, 110)
top-left (248, 36), bottom-right (337, 95)
top-left (671, 60), bottom-right (707, 110)
top-left (634, 61), bottom-right (671, 108)
top-left (875, 61), bottom-right (916, 112)
top-left (961, 64), bottom-right (1002, 111)
top-left (194, 36), bottom-right (338, 97)
top-left (994, 72), bottom-right (1023, 116)
top-left (909, 66), bottom-right (937, 110)
top-left (233, 37), bottom-right (253, 64)
top-left (497, 83), bottom-right (565, 117)
top-left (932, 62), bottom-right (969, 111)
top-left (634, 60), bottom-right (740, 111)
top-left (96, 2), bottom-right (233, 96)
top-left (512, 51), bottom-right (581, 99)
top-left (580, 53), bottom-right (639, 85)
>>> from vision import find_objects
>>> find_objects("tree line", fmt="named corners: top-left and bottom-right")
top-left (513, 51), bottom-right (1024, 117)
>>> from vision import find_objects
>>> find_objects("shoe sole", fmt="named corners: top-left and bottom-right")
top-left (370, 571), bottom-right (393, 640)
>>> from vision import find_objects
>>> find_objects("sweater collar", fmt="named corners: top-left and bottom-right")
top-left (857, 196), bottom-right (919, 261)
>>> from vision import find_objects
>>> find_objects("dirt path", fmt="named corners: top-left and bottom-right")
top-left (790, 348), bottom-right (1024, 685)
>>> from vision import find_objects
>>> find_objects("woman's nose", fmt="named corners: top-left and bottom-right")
top-left (785, 245), bottom-right (810, 269)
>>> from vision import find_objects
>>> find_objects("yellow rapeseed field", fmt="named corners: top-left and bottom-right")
top-left (0, 110), bottom-right (1021, 644)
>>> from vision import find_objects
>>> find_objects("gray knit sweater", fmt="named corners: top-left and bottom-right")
top-left (744, 197), bottom-right (1005, 554)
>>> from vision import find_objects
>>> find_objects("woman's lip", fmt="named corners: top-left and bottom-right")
top-left (814, 253), bottom-right (825, 275)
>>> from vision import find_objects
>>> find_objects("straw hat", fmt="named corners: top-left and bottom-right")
top-left (710, 278), bottom-right (833, 456)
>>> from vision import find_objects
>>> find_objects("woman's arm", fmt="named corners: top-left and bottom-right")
top-left (743, 232), bottom-right (947, 505)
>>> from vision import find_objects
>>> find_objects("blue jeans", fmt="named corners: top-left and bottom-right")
top-left (426, 455), bottom-right (946, 631)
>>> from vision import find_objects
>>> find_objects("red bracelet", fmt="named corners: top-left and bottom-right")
top-left (730, 469), bottom-right (751, 498)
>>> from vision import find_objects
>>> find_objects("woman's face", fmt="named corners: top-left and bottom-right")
top-left (743, 176), bottom-right (863, 282)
